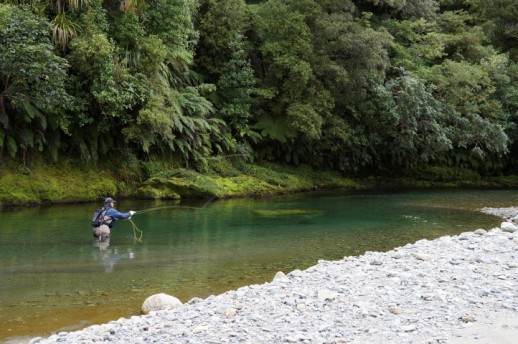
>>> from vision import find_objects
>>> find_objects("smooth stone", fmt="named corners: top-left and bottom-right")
top-left (500, 222), bottom-right (518, 233)
top-left (192, 325), bottom-right (208, 334)
top-left (226, 308), bottom-right (236, 318)
top-left (474, 229), bottom-right (487, 235)
top-left (141, 293), bottom-right (182, 314)
top-left (317, 289), bottom-right (338, 301)
top-left (273, 271), bottom-right (288, 281)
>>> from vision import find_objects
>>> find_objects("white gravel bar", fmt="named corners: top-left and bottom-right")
top-left (31, 208), bottom-right (518, 344)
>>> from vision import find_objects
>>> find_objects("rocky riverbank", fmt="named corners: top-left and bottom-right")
top-left (29, 208), bottom-right (518, 344)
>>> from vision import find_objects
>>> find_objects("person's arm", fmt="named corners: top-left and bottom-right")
top-left (105, 208), bottom-right (132, 220)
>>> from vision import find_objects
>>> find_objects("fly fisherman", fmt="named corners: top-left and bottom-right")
top-left (92, 197), bottom-right (136, 241)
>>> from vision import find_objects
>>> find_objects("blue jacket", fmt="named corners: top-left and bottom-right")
top-left (105, 207), bottom-right (131, 228)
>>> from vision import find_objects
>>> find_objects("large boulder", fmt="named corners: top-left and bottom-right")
top-left (142, 293), bottom-right (182, 314)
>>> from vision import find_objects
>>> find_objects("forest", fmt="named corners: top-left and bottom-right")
top-left (1, 0), bottom-right (518, 179)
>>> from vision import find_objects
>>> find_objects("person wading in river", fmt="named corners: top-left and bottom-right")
top-left (92, 197), bottom-right (135, 241)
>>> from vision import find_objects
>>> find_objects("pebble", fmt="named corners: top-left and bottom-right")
top-left (225, 308), bottom-right (236, 318)
top-left (34, 207), bottom-right (518, 344)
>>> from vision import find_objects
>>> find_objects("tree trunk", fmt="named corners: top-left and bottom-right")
top-left (0, 95), bottom-right (8, 129)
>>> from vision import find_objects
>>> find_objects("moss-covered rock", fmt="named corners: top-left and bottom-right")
top-left (138, 177), bottom-right (205, 199)
top-left (134, 162), bottom-right (358, 201)
top-left (208, 175), bottom-right (280, 197)
top-left (137, 184), bottom-right (181, 200)
top-left (138, 174), bottom-right (279, 199)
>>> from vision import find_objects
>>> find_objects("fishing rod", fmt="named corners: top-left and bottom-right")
top-left (128, 197), bottom-right (216, 241)
top-left (134, 205), bottom-right (201, 215)
top-left (134, 196), bottom-right (215, 215)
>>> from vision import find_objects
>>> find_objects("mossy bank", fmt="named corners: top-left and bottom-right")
top-left (1, 158), bottom-right (518, 207)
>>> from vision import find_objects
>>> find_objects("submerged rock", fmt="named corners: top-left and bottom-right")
top-left (253, 209), bottom-right (321, 217)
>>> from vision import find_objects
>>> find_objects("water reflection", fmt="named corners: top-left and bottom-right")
top-left (92, 241), bottom-right (135, 273)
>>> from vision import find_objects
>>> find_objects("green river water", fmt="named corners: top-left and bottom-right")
top-left (0, 189), bottom-right (516, 342)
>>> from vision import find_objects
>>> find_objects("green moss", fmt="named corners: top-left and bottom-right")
top-left (141, 159), bottom-right (178, 179)
top-left (209, 175), bottom-right (280, 196)
top-left (139, 177), bottom-right (218, 199)
top-left (489, 175), bottom-right (518, 187)
top-left (130, 162), bottom-right (358, 201)
top-left (0, 173), bottom-right (38, 204)
top-left (3, 155), bottom-right (513, 207)
top-left (0, 160), bottom-right (117, 206)
top-left (206, 158), bottom-right (242, 177)
top-left (415, 166), bottom-right (482, 182)
top-left (137, 174), bottom-right (278, 199)
top-left (137, 186), bottom-right (180, 199)
top-left (244, 163), bottom-right (359, 190)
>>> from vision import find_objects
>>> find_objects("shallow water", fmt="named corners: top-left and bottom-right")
top-left (0, 189), bottom-right (515, 342)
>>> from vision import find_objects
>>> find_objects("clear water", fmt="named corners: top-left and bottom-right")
top-left (0, 189), bottom-right (514, 342)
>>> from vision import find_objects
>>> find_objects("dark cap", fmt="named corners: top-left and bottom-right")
top-left (104, 197), bottom-right (116, 204)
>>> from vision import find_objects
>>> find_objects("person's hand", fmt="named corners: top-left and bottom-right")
top-left (129, 210), bottom-right (136, 217)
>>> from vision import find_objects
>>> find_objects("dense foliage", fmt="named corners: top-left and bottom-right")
top-left (1, 0), bottom-right (517, 177)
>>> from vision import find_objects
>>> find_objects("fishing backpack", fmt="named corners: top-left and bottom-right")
top-left (91, 206), bottom-right (108, 227)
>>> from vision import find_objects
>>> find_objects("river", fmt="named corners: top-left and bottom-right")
top-left (0, 189), bottom-right (514, 342)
